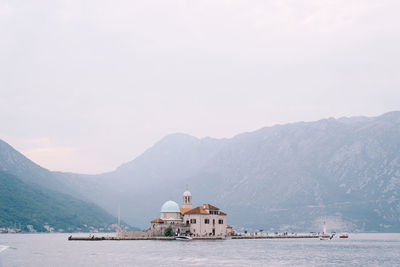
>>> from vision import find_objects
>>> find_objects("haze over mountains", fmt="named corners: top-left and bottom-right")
top-left (59, 111), bottom-right (400, 232)
top-left (0, 140), bottom-right (131, 232)
top-left (2, 111), bottom-right (400, 232)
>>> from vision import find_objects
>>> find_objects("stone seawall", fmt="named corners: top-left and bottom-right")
top-left (68, 235), bottom-right (328, 241)
top-left (68, 236), bottom-right (175, 241)
top-left (68, 236), bottom-right (225, 241)
top-left (232, 234), bottom-right (330, 239)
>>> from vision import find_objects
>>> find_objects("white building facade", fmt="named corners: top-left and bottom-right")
top-left (183, 204), bottom-right (227, 237)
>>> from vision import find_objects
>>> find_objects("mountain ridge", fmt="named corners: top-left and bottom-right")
top-left (59, 111), bottom-right (400, 232)
top-left (0, 170), bottom-right (118, 232)
top-left (0, 140), bottom-right (135, 232)
top-left (2, 111), bottom-right (400, 232)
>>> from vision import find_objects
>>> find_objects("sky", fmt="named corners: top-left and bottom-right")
top-left (1, 0), bottom-right (400, 174)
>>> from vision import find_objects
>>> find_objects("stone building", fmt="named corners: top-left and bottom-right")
top-left (117, 189), bottom-right (230, 239)
top-left (150, 189), bottom-right (228, 237)
top-left (183, 203), bottom-right (227, 237)
top-left (149, 200), bottom-right (189, 236)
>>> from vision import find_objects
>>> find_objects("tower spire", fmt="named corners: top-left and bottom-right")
top-left (182, 188), bottom-right (192, 209)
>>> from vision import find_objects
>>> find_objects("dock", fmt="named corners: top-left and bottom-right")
top-left (68, 235), bottom-right (328, 241)
top-left (68, 236), bottom-right (174, 241)
top-left (68, 236), bottom-right (225, 241)
top-left (231, 234), bottom-right (330, 239)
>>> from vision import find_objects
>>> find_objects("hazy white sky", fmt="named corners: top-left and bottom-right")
top-left (1, 0), bottom-right (400, 174)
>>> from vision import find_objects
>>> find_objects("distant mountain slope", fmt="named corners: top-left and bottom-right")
top-left (55, 133), bottom-right (228, 228)
top-left (190, 111), bottom-right (400, 232)
top-left (0, 139), bottom-right (77, 196)
top-left (0, 170), bottom-right (119, 232)
top-left (0, 139), bottom-right (136, 232)
top-left (67, 111), bottom-right (400, 232)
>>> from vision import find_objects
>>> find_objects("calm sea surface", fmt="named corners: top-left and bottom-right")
top-left (1, 233), bottom-right (400, 266)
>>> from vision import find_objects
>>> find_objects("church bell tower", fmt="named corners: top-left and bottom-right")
top-left (182, 189), bottom-right (192, 209)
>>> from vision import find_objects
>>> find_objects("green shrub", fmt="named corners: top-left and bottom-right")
top-left (164, 226), bottom-right (173, 237)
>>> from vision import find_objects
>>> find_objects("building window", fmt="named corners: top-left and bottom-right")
top-left (205, 219), bottom-right (210, 224)
top-left (218, 219), bottom-right (224, 224)
top-left (190, 219), bottom-right (196, 224)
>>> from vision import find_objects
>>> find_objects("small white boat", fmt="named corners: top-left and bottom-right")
top-left (319, 222), bottom-right (335, 240)
top-left (320, 234), bottom-right (335, 240)
top-left (175, 236), bottom-right (193, 241)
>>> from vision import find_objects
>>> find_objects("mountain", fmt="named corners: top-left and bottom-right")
top-left (55, 134), bottom-right (228, 228)
top-left (0, 139), bottom-right (134, 232)
top-left (0, 170), bottom-right (117, 232)
top-left (65, 111), bottom-right (400, 232)
top-left (0, 139), bottom-right (79, 196)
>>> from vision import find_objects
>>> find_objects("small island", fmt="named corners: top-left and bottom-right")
top-left (116, 189), bottom-right (232, 239)
top-left (68, 189), bottom-right (332, 241)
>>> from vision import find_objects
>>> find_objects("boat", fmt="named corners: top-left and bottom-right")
top-left (319, 221), bottom-right (334, 240)
top-left (320, 234), bottom-right (335, 240)
top-left (319, 221), bottom-right (348, 239)
top-left (175, 235), bottom-right (193, 241)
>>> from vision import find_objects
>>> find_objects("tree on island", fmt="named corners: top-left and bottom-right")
top-left (164, 226), bottom-right (173, 237)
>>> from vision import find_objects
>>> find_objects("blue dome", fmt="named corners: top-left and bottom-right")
top-left (161, 200), bottom-right (180, 213)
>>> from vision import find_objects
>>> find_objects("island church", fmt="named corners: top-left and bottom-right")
top-left (117, 189), bottom-right (230, 238)
top-left (150, 190), bottom-right (228, 237)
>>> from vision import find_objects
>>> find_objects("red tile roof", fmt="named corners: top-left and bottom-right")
top-left (184, 206), bottom-right (208, 214)
top-left (180, 208), bottom-right (192, 214)
top-left (182, 204), bottom-right (227, 215)
top-left (151, 218), bottom-right (164, 223)
top-left (203, 204), bottom-right (219, 210)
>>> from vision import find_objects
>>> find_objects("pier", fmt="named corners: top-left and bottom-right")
top-left (68, 235), bottom-right (327, 241)
top-left (68, 236), bottom-right (225, 241)
top-left (68, 236), bottom-right (174, 241)
top-left (231, 234), bottom-right (330, 239)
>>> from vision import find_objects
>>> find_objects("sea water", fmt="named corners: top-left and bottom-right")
top-left (1, 233), bottom-right (400, 266)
